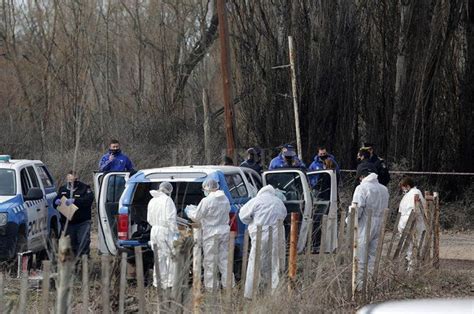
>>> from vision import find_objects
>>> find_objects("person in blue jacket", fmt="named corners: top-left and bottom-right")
top-left (308, 146), bottom-right (340, 187)
top-left (99, 139), bottom-right (134, 172)
top-left (268, 144), bottom-right (305, 170)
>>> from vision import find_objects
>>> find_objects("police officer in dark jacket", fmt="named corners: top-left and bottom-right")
top-left (53, 171), bottom-right (94, 256)
top-left (240, 147), bottom-right (263, 174)
top-left (364, 143), bottom-right (390, 186)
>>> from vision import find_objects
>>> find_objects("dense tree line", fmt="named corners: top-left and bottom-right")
top-left (0, 0), bottom-right (472, 177)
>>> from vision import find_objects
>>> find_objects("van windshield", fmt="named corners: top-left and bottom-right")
top-left (130, 181), bottom-right (204, 225)
top-left (0, 169), bottom-right (16, 196)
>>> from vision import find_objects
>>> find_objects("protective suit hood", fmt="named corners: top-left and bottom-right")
top-left (257, 185), bottom-right (276, 197)
top-left (149, 190), bottom-right (162, 198)
top-left (361, 172), bottom-right (379, 183)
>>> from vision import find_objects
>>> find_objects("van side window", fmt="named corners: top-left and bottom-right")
top-left (37, 166), bottom-right (54, 188)
top-left (26, 166), bottom-right (40, 188)
top-left (225, 174), bottom-right (248, 198)
top-left (20, 168), bottom-right (32, 196)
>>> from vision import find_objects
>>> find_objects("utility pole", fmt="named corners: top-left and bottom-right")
top-left (217, 0), bottom-right (236, 161)
top-left (288, 36), bottom-right (302, 160)
top-left (202, 89), bottom-right (212, 164)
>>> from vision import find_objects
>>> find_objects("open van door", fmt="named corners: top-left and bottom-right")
top-left (94, 172), bottom-right (129, 255)
top-left (262, 169), bottom-right (312, 253)
top-left (307, 170), bottom-right (338, 253)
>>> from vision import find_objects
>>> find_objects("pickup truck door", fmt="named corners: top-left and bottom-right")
top-left (20, 166), bottom-right (48, 251)
top-left (262, 169), bottom-right (313, 253)
top-left (307, 170), bottom-right (338, 253)
top-left (94, 172), bottom-right (129, 255)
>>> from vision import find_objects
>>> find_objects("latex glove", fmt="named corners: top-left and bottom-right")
top-left (54, 199), bottom-right (61, 206)
top-left (184, 205), bottom-right (197, 217)
top-left (173, 232), bottom-right (180, 241)
top-left (65, 198), bottom-right (75, 206)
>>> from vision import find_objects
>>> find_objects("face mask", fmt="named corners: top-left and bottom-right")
top-left (109, 149), bottom-right (121, 155)
top-left (402, 188), bottom-right (409, 194)
top-left (67, 180), bottom-right (78, 190)
top-left (320, 155), bottom-right (328, 160)
top-left (204, 190), bottom-right (210, 197)
top-left (285, 155), bottom-right (294, 162)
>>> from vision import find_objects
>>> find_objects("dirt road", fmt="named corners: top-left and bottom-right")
top-left (440, 230), bottom-right (474, 261)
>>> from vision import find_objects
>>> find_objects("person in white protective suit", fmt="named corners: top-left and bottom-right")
top-left (239, 185), bottom-right (287, 299)
top-left (185, 178), bottom-right (235, 290)
top-left (397, 176), bottom-right (427, 270)
top-left (351, 164), bottom-right (389, 287)
top-left (147, 181), bottom-right (179, 289)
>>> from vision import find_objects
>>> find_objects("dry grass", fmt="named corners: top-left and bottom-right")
top-left (0, 249), bottom-right (472, 313)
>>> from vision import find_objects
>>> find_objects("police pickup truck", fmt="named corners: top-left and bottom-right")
top-left (0, 155), bottom-right (60, 260)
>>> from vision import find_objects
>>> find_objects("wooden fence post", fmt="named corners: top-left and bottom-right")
top-left (101, 255), bottom-right (111, 314)
top-left (152, 243), bottom-right (162, 310)
top-left (240, 229), bottom-right (250, 292)
top-left (373, 209), bottom-right (390, 285)
top-left (399, 218), bottom-right (417, 262)
top-left (288, 213), bottom-right (298, 292)
top-left (252, 226), bottom-right (262, 299)
top-left (18, 268), bottom-right (28, 313)
top-left (337, 207), bottom-right (346, 264)
top-left (118, 252), bottom-right (128, 314)
top-left (350, 205), bottom-right (358, 301)
top-left (192, 228), bottom-right (202, 314)
top-left (422, 192), bottom-right (433, 262)
top-left (81, 255), bottom-right (89, 314)
top-left (392, 211), bottom-right (415, 260)
top-left (386, 212), bottom-right (401, 259)
top-left (361, 209), bottom-right (373, 301)
top-left (134, 247), bottom-right (146, 314)
top-left (433, 192), bottom-right (440, 269)
top-left (57, 236), bottom-right (74, 314)
top-left (226, 232), bottom-right (236, 302)
top-left (277, 219), bottom-right (286, 274)
top-left (347, 206), bottom-right (357, 263)
top-left (41, 260), bottom-right (51, 314)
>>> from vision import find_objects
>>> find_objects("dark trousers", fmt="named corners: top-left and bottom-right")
top-left (66, 220), bottom-right (91, 256)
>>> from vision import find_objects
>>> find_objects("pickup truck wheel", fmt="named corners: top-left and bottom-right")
top-left (45, 227), bottom-right (59, 261)
top-left (15, 233), bottom-right (27, 256)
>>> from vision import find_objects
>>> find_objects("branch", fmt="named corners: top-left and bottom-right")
top-left (172, 13), bottom-right (219, 105)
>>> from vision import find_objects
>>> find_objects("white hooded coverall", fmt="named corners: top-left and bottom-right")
top-left (351, 173), bottom-right (389, 285)
top-left (239, 185), bottom-right (287, 299)
top-left (186, 190), bottom-right (233, 289)
top-left (398, 187), bottom-right (426, 265)
top-left (147, 190), bottom-right (178, 288)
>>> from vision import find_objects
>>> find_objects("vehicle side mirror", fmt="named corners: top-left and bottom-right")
top-left (24, 187), bottom-right (44, 201)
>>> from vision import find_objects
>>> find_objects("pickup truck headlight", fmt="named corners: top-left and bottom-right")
top-left (0, 213), bottom-right (7, 226)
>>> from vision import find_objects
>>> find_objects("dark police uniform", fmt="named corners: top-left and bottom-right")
top-left (369, 154), bottom-right (390, 186)
top-left (53, 181), bottom-right (94, 256)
